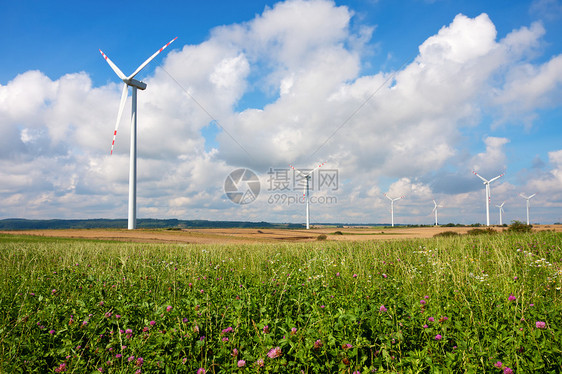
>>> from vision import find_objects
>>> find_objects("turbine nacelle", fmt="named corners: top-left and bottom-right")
top-left (124, 78), bottom-right (147, 90)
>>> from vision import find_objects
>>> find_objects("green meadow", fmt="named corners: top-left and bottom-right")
top-left (0, 231), bottom-right (560, 373)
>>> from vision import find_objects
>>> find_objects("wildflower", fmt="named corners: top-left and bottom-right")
top-left (428, 317), bottom-right (434, 322)
top-left (267, 347), bottom-right (282, 359)
top-left (291, 327), bottom-right (297, 335)
top-left (424, 295), bottom-right (429, 299)
top-left (536, 321), bottom-right (546, 329)
top-left (423, 324), bottom-right (428, 329)
top-left (197, 369), bottom-right (206, 374)
top-left (166, 305), bottom-right (172, 312)
top-left (420, 299), bottom-right (426, 305)
top-left (313, 339), bottom-right (323, 349)
top-left (439, 316), bottom-right (448, 323)
top-left (221, 326), bottom-right (233, 334)
top-left (128, 356), bottom-right (135, 362)
top-left (503, 367), bottom-right (513, 374)
top-left (342, 343), bottom-right (353, 350)
top-left (52, 289), bottom-right (57, 294)
top-left (54, 363), bottom-right (67, 372)
top-left (256, 358), bottom-right (265, 367)
top-left (105, 312), bottom-right (112, 318)
top-left (336, 272), bottom-right (340, 276)
top-left (494, 361), bottom-right (503, 369)
top-left (320, 305), bottom-right (325, 308)
top-left (263, 325), bottom-right (270, 334)
top-left (379, 305), bottom-right (387, 312)
top-left (353, 274), bottom-right (358, 278)
top-left (149, 320), bottom-right (155, 326)
top-left (231, 348), bottom-right (238, 357)
top-left (115, 314), bottom-right (121, 319)
top-left (382, 273), bottom-right (387, 278)
top-left (135, 357), bottom-right (144, 367)
top-left (435, 334), bottom-right (442, 340)
top-left (115, 354), bottom-right (122, 359)
top-left (353, 371), bottom-right (361, 374)
top-left (508, 294), bottom-right (516, 301)
top-left (237, 360), bottom-right (246, 367)
top-left (125, 329), bottom-right (132, 334)
top-left (222, 337), bottom-right (229, 342)
top-left (49, 329), bottom-right (55, 335)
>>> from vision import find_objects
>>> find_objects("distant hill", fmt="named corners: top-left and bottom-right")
top-left (0, 218), bottom-right (304, 230)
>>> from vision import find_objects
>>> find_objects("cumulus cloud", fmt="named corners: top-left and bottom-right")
top-left (1, 0), bottom-right (561, 224)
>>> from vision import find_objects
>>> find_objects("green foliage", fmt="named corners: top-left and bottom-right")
top-left (0, 232), bottom-right (561, 373)
top-left (316, 234), bottom-right (328, 241)
top-left (333, 231), bottom-right (344, 235)
top-left (508, 220), bottom-right (533, 233)
top-left (433, 231), bottom-right (460, 238)
top-left (466, 227), bottom-right (498, 235)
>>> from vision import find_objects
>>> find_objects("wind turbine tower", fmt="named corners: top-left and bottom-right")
top-left (290, 163), bottom-right (325, 229)
top-left (495, 202), bottom-right (505, 225)
top-left (520, 193), bottom-right (536, 225)
top-left (472, 171), bottom-right (504, 227)
top-left (100, 37), bottom-right (177, 230)
top-left (384, 194), bottom-right (405, 227)
top-left (432, 200), bottom-right (442, 226)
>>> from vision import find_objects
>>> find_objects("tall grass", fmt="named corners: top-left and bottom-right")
top-left (0, 232), bottom-right (560, 373)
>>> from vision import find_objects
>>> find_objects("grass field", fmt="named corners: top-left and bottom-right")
top-left (0, 229), bottom-right (560, 373)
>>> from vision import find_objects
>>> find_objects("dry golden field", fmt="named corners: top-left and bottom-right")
top-left (1, 224), bottom-right (560, 244)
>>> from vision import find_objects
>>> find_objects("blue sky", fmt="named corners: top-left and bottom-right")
top-left (1, 0), bottom-right (562, 225)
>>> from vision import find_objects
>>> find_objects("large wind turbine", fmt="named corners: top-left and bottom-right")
top-left (520, 193), bottom-right (536, 225)
top-left (290, 163), bottom-right (325, 229)
top-left (100, 37), bottom-right (177, 230)
top-left (384, 194), bottom-right (405, 227)
top-left (495, 202), bottom-right (505, 225)
top-left (472, 171), bottom-right (504, 227)
top-left (432, 200), bottom-right (442, 226)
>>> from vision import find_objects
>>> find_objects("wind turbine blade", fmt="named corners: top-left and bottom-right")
top-left (520, 193), bottom-right (527, 199)
top-left (488, 173), bottom-right (505, 183)
top-left (289, 164), bottom-right (307, 178)
top-left (99, 49), bottom-right (127, 80)
top-left (472, 170), bottom-right (488, 183)
top-left (529, 193), bottom-right (536, 199)
top-left (110, 84), bottom-right (129, 155)
top-left (128, 37), bottom-right (178, 80)
top-left (384, 193), bottom-right (392, 201)
top-left (308, 162), bottom-right (326, 175)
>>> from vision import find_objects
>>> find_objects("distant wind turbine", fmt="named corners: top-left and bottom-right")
top-left (520, 193), bottom-right (536, 225)
top-left (432, 200), bottom-right (442, 226)
top-left (495, 202), bottom-right (505, 225)
top-left (290, 163), bottom-right (325, 229)
top-left (473, 170), bottom-right (504, 227)
top-left (384, 194), bottom-right (405, 227)
top-left (100, 37), bottom-right (177, 230)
